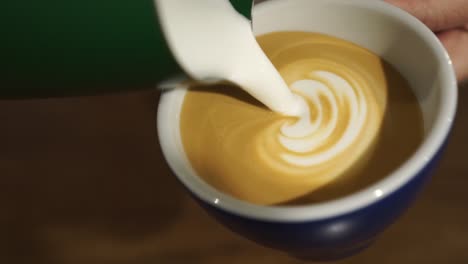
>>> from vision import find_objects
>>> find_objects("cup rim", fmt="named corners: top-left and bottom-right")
top-left (157, 0), bottom-right (457, 222)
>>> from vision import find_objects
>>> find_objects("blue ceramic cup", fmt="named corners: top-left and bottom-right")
top-left (157, 0), bottom-right (457, 261)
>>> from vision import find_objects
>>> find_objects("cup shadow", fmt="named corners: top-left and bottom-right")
top-left (0, 89), bottom-right (185, 263)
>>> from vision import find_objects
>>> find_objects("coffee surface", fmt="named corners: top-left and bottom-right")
top-left (180, 32), bottom-right (424, 205)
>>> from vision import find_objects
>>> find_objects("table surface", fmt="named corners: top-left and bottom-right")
top-left (0, 83), bottom-right (467, 264)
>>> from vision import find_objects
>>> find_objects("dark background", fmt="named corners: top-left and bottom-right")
top-left (0, 83), bottom-right (466, 264)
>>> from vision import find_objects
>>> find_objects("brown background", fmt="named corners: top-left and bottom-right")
top-left (0, 82), bottom-right (467, 264)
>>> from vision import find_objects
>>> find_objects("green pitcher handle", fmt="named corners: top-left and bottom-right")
top-left (0, 0), bottom-right (253, 98)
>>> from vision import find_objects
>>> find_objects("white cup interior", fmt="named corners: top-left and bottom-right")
top-left (157, 0), bottom-right (457, 222)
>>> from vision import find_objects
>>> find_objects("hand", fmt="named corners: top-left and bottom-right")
top-left (385, 0), bottom-right (468, 82)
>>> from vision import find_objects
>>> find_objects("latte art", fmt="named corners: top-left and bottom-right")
top-left (179, 32), bottom-right (423, 205)
top-left (255, 41), bottom-right (385, 182)
top-left (275, 70), bottom-right (368, 166)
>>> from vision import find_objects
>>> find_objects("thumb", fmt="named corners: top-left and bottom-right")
top-left (385, 0), bottom-right (468, 31)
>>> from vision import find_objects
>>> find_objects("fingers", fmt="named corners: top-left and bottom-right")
top-left (386, 0), bottom-right (468, 82)
top-left (437, 28), bottom-right (468, 82)
top-left (385, 0), bottom-right (468, 31)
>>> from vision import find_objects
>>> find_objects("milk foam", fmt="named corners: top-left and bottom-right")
top-left (249, 31), bottom-right (388, 183)
top-left (279, 71), bottom-right (367, 166)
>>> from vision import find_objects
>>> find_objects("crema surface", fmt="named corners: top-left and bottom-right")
top-left (180, 32), bottom-right (423, 205)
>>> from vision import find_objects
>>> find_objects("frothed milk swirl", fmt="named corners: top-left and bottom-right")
top-left (181, 32), bottom-right (391, 205)
top-left (272, 71), bottom-right (370, 167)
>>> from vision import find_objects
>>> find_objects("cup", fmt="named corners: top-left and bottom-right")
top-left (157, 0), bottom-right (457, 260)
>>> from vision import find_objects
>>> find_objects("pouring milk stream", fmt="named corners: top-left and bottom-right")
top-left (155, 0), bottom-right (303, 116)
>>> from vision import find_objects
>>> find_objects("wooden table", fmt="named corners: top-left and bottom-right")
top-left (1, 83), bottom-right (467, 264)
